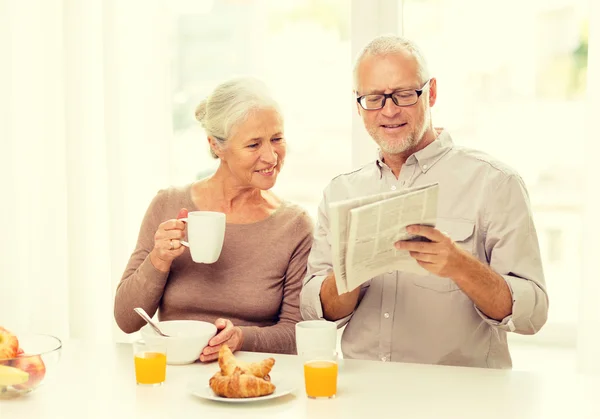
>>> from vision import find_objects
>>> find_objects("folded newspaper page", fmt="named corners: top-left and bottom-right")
top-left (328, 183), bottom-right (439, 294)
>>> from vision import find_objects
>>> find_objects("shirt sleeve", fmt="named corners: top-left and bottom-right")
top-left (475, 173), bottom-right (549, 334)
top-left (240, 214), bottom-right (314, 354)
top-left (299, 188), bottom-right (354, 328)
top-left (113, 190), bottom-right (170, 334)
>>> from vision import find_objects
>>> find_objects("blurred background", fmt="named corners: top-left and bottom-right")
top-left (1, 0), bottom-right (598, 374)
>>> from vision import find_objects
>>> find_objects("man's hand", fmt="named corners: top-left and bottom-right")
top-left (199, 318), bottom-right (243, 363)
top-left (394, 224), bottom-right (469, 278)
top-left (320, 273), bottom-right (361, 321)
top-left (395, 224), bottom-right (512, 321)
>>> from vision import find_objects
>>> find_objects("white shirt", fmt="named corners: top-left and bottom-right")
top-left (300, 129), bottom-right (549, 368)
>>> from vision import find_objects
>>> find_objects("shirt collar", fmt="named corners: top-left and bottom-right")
top-left (376, 128), bottom-right (454, 176)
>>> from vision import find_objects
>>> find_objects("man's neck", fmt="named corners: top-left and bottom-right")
top-left (382, 128), bottom-right (440, 178)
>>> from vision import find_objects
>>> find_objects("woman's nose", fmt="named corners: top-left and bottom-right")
top-left (260, 143), bottom-right (278, 164)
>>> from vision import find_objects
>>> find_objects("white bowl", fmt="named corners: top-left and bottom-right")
top-left (140, 320), bottom-right (217, 365)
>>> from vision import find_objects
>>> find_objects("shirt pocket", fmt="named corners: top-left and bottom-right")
top-left (410, 218), bottom-right (476, 293)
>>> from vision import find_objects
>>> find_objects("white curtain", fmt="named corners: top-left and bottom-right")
top-left (0, 0), bottom-right (173, 343)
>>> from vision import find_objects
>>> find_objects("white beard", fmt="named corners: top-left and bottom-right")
top-left (376, 109), bottom-right (430, 154)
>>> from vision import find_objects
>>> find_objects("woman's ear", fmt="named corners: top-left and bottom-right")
top-left (207, 136), bottom-right (221, 158)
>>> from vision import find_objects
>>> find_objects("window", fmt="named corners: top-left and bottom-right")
top-left (167, 0), bottom-right (588, 346)
top-left (168, 0), bottom-right (352, 218)
top-left (401, 0), bottom-right (589, 345)
top-left (546, 228), bottom-right (564, 263)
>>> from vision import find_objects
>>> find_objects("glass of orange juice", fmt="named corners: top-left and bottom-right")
top-left (302, 349), bottom-right (338, 399)
top-left (132, 340), bottom-right (167, 386)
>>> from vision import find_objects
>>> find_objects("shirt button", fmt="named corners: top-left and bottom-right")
top-left (384, 312), bottom-right (390, 319)
top-left (381, 356), bottom-right (388, 362)
top-left (423, 164), bottom-right (428, 170)
top-left (390, 185), bottom-right (397, 191)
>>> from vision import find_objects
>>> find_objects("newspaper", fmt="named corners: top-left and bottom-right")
top-left (329, 183), bottom-right (439, 294)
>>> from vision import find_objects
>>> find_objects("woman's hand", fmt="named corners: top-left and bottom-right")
top-left (199, 318), bottom-right (244, 363)
top-left (149, 208), bottom-right (188, 272)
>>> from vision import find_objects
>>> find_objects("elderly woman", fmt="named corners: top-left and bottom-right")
top-left (114, 77), bottom-right (314, 361)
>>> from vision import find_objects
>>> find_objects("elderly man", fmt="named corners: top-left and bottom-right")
top-left (300, 35), bottom-right (548, 369)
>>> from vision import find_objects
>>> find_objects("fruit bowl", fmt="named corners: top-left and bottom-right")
top-left (0, 332), bottom-right (62, 399)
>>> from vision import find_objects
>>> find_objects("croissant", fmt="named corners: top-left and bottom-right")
top-left (209, 367), bottom-right (276, 398)
top-left (209, 344), bottom-right (276, 398)
top-left (218, 344), bottom-right (275, 379)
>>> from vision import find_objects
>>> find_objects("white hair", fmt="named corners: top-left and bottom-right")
top-left (353, 34), bottom-right (431, 90)
top-left (195, 77), bottom-right (282, 158)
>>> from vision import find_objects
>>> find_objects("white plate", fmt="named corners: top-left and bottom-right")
top-left (187, 376), bottom-right (298, 403)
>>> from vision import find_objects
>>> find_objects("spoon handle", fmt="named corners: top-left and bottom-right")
top-left (133, 307), bottom-right (168, 337)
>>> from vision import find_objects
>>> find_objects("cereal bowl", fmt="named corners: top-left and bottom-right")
top-left (140, 320), bottom-right (217, 365)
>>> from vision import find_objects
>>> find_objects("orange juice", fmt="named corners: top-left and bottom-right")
top-left (134, 351), bottom-right (167, 385)
top-left (304, 360), bottom-right (338, 398)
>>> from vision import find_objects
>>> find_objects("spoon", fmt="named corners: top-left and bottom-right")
top-left (133, 307), bottom-right (170, 337)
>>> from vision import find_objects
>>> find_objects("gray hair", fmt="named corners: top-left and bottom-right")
top-left (195, 77), bottom-right (282, 158)
top-left (353, 34), bottom-right (431, 90)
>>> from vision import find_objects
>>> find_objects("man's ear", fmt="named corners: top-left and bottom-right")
top-left (354, 92), bottom-right (362, 117)
top-left (428, 77), bottom-right (437, 107)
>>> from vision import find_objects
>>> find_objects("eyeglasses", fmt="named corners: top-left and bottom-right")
top-left (356, 79), bottom-right (431, 110)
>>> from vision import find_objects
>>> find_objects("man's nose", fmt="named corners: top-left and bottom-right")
top-left (380, 96), bottom-right (402, 118)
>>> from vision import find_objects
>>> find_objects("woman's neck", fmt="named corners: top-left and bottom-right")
top-left (195, 165), bottom-right (271, 214)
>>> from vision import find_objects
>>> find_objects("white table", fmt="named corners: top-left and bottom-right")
top-left (1, 339), bottom-right (599, 419)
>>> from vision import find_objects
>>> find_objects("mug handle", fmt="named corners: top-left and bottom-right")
top-left (178, 217), bottom-right (189, 247)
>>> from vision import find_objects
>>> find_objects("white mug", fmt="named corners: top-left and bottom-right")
top-left (179, 211), bottom-right (226, 264)
top-left (295, 320), bottom-right (338, 356)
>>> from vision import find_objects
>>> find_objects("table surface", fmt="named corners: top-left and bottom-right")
top-left (1, 339), bottom-right (599, 419)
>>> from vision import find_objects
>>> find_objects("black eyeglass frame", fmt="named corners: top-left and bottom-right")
top-left (356, 79), bottom-right (431, 110)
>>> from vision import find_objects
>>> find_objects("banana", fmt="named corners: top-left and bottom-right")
top-left (0, 365), bottom-right (29, 386)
